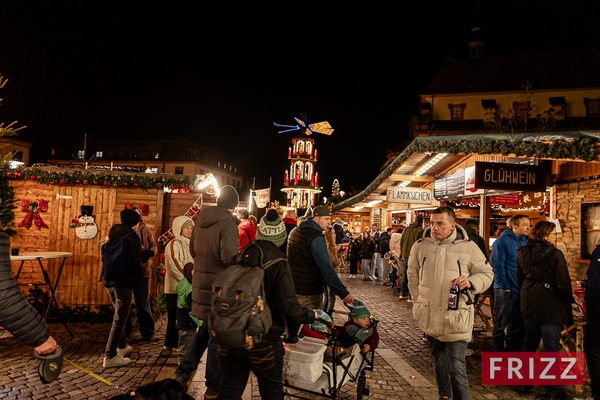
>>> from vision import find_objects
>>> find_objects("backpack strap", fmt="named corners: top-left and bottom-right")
top-left (169, 239), bottom-right (185, 275)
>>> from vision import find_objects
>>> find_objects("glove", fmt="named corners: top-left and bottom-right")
top-left (313, 309), bottom-right (332, 325)
top-left (142, 250), bottom-right (155, 263)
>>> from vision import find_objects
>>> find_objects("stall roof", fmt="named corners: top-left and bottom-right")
top-left (333, 130), bottom-right (600, 212)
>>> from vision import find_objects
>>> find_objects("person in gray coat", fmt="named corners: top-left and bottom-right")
top-left (173, 185), bottom-right (239, 399)
top-left (0, 231), bottom-right (58, 355)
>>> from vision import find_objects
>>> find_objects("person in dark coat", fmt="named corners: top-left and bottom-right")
top-left (359, 231), bottom-right (375, 281)
top-left (379, 227), bottom-right (392, 284)
top-left (216, 234), bottom-right (317, 399)
top-left (463, 219), bottom-right (488, 261)
top-left (586, 240), bottom-right (600, 400)
top-left (347, 232), bottom-right (361, 278)
top-left (281, 209), bottom-right (297, 255)
top-left (0, 231), bottom-right (58, 355)
top-left (102, 209), bottom-right (145, 367)
top-left (517, 221), bottom-right (572, 398)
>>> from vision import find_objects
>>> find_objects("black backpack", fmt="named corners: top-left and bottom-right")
top-left (100, 232), bottom-right (134, 281)
top-left (209, 242), bottom-right (284, 349)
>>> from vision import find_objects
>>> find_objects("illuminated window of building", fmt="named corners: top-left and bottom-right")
top-left (218, 161), bottom-right (221, 167)
top-left (584, 98), bottom-right (600, 116)
top-left (175, 167), bottom-right (184, 174)
top-left (154, 152), bottom-right (159, 159)
top-left (448, 103), bottom-right (466, 120)
top-left (77, 150), bottom-right (85, 159)
top-left (149, 167), bottom-right (158, 174)
top-left (95, 151), bottom-right (103, 158)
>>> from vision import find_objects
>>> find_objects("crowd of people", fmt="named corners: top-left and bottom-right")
top-left (2, 194), bottom-right (599, 400)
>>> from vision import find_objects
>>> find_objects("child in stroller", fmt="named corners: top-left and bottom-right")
top-left (338, 300), bottom-right (379, 354)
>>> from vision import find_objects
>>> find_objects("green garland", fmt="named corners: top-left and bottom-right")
top-left (409, 137), bottom-right (596, 161)
top-left (0, 167), bottom-right (16, 235)
top-left (3, 167), bottom-right (202, 188)
top-left (0, 169), bottom-right (213, 235)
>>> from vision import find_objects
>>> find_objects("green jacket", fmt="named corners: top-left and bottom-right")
top-left (176, 278), bottom-right (203, 327)
top-left (400, 221), bottom-right (424, 258)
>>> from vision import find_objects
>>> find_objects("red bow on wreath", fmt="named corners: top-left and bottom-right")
top-left (18, 199), bottom-right (49, 230)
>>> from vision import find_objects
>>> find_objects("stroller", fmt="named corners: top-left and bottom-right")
top-left (383, 251), bottom-right (403, 289)
top-left (283, 303), bottom-right (377, 399)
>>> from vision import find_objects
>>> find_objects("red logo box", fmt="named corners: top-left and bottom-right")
top-left (481, 352), bottom-right (586, 385)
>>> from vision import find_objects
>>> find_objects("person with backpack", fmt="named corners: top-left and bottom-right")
top-left (101, 209), bottom-right (145, 368)
top-left (214, 219), bottom-right (319, 400)
top-left (125, 206), bottom-right (159, 343)
top-left (173, 185), bottom-right (240, 399)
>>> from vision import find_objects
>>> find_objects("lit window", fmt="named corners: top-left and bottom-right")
top-left (77, 150), bottom-right (85, 159)
top-left (154, 152), bottom-right (160, 159)
top-left (95, 151), bottom-right (103, 158)
top-left (584, 98), bottom-right (600, 116)
top-left (448, 103), bottom-right (466, 121)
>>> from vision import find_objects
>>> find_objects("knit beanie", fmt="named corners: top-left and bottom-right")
top-left (217, 185), bottom-right (239, 209)
top-left (181, 219), bottom-right (194, 231)
top-left (120, 209), bottom-right (141, 227)
top-left (256, 209), bottom-right (287, 248)
top-left (350, 300), bottom-right (370, 319)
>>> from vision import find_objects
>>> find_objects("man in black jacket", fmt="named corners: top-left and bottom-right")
top-left (102, 209), bottom-right (145, 368)
top-left (0, 231), bottom-right (58, 355)
top-left (216, 229), bottom-right (318, 399)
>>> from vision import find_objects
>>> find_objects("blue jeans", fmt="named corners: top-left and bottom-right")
top-left (174, 323), bottom-right (219, 391)
top-left (426, 336), bottom-right (469, 400)
top-left (522, 320), bottom-right (562, 396)
top-left (400, 258), bottom-right (410, 295)
top-left (106, 287), bottom-right (133, 358)
top-left (217, 340), bottom-right (284, 400)
top-left (361, 259), bottom-right (372, 278)
top-left (372, 252), bottom-right (383, 278)
top-left (492, 289), bottom-right (524, 351)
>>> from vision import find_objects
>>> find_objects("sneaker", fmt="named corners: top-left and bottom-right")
top-left (362, 277), bottom-right (370, 281)
top-left (103, 355), bottom-right (131, 368)
top-left (117, 345), bottom-right (133, 357)
top-left (464, 348), bottom-right (474, 357)
top-left (367, 276), bottom-right (373, 281)
top-left (204, 388), bottom-right (218, 399)
top-left (398, 293), bottom-right (408, 299)
top-left (407, 296), bottom-right (413, 303)
top-left (375, 277), bottom-right (383, 282)
top-left (349, 274), bottom-right (355, 278)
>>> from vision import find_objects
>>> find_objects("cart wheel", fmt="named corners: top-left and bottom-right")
top-left (357, 375), bottom-right (367, 400)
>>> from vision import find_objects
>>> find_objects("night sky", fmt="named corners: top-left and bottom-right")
top-left (1, 1), bottom-right (598, 200)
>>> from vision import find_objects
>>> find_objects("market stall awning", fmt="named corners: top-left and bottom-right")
top-left (333, 130), bottom-right (600, 212)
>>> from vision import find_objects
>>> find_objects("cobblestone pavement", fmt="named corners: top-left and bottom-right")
top-left (0, 274), bottom-right (593, 399)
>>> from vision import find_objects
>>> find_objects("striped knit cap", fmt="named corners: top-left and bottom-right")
top-left (256, 209), bottom-right (287, 248)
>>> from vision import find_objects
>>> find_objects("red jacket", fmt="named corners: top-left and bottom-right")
top-left (238, 218), bottom-right (257, 252)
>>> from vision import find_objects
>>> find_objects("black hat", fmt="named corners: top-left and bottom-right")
top-left (120, 209), bottom-right (141, 227)
top-left (312, 205), bottom-right (331, 217)
top-left (217, 185), bottom-right (239, 209)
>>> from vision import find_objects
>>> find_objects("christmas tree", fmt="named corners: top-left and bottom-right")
top-left (0, 74), bottom-right (26, 235)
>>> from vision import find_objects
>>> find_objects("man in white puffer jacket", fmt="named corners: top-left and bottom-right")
top-left (408, 207), bottom-right (493, 400)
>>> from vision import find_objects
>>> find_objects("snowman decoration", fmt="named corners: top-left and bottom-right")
top-left (70, 205), bottom-right (98, 239)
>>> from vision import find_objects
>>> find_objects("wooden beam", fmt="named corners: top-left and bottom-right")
top-left (388, 174), bottom-right (434, 183)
